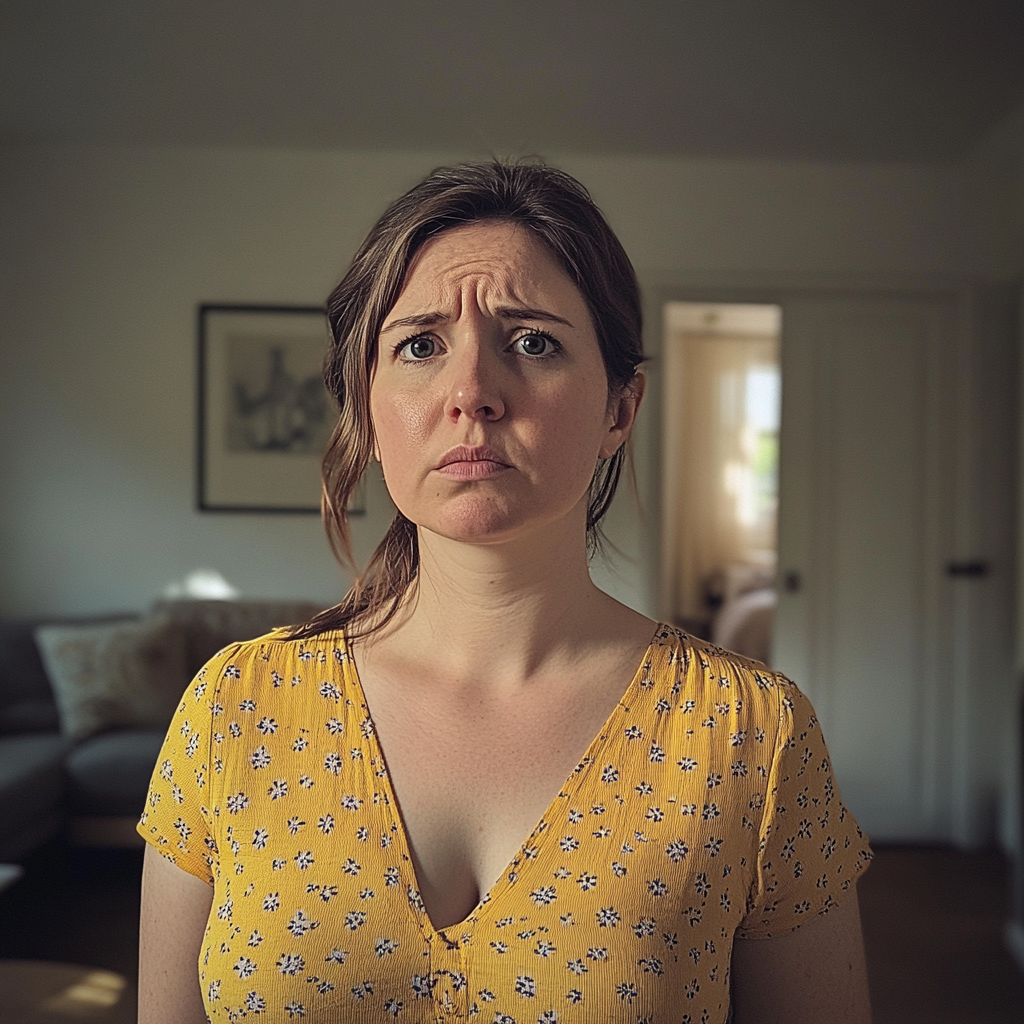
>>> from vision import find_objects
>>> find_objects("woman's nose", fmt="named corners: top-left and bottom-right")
top-left (443, 338), bottom-right (505, 422)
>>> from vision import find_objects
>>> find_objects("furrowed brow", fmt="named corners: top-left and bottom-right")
top-left (379, 312), bottom-right (449, 335)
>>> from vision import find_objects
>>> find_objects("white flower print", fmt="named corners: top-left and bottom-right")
top-left (294, 851), bottom-right (314, 870)
top-left (226, 792), bottom-right (249, 814)
top-left (277, 953), bottom-right (305, 975)
top-left (287, 910), bottom-right (319, 937)
top-left (250, 746), bottom-right (271, 769)
top-left (350, 981), bottom-right (374, 1000)
top-left (666, 839), bottom-right (689, 862)
top-left (244, 991), bottom-right (266, 1012)
top-left (616, 981), bottom-right (639, 1002)
top-left (233, 957), bottom-right (257, 979)
top-left (530, 886), bottom-right (557, 906)
top-left (410, 974), bottom-right (436, 998)
top-left (515, 975), bottom-right (537, 997)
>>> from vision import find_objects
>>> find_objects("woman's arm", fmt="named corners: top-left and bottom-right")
top-left (731, 884), bottom-right (872, 1024)
top-left (138, 844), bottom-right (214, 1024)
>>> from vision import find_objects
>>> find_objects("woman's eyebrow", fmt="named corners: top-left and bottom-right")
top-left (380, 306), bottom-right (574, 335)
top-left (380, 312), bottom-right (448, 334)
top-left (494, 305), bottom-right (574, 327)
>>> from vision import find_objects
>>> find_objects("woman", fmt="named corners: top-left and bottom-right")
top-left (138, 161), bottom-right (873, 1023)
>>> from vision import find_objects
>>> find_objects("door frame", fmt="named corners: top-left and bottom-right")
top-left (640, 271), bottom-right (981, 846)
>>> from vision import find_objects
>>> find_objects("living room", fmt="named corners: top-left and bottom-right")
top-left (2, 3), bottom-right (1024, 1022)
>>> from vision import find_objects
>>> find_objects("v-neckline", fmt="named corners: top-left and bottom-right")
top-left (340, 624), bottom-right (666, 939)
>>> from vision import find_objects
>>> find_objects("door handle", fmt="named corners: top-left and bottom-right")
top-left (946, 560), bottom-right (990, 578)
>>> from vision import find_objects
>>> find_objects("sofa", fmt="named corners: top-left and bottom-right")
top-left (0, 599), bottom-right (321, 860)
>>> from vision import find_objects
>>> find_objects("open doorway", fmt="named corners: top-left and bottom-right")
top-left (661, 301), bottom-right (781, 665)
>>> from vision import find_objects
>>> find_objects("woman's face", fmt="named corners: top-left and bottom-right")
top-left (370, 220), bottom-right (641, 547)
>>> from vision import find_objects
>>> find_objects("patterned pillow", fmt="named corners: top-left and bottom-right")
top-left (34, 618), bottom-right (189, 741)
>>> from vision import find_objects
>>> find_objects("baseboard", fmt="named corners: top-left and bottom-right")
top-left (1006, 920), bottom-right (1024, 973)
top-left (68, 816), bottom-right (144, 849)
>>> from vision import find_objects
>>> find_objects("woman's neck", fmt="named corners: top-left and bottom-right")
top-left (362, 513), bottom-right (645, 691)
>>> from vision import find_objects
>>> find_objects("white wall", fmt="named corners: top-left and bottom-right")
top-left (0, 142), bottom-right (1019, 621)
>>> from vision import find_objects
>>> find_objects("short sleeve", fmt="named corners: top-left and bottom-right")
top-left (135, 646), bottom-right (237, 884)
top-left (736, 676), bottom-right (873, 939)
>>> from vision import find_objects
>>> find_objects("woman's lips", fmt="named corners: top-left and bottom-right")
top-left (435, 445), bottom-right (511, 479)
top-left (436, 459), bottom-right (510, 480)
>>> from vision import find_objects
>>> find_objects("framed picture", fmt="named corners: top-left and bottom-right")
top-left (197, 304), bottom-right (362, 513)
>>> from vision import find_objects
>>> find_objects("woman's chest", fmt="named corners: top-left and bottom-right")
top-left (201, 695), bottom-right (766, 1024)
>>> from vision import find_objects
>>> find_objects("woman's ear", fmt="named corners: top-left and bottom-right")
top-left (599, 371), bottom-right (646, 459)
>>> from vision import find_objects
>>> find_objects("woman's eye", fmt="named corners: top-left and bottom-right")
top-left (398, 336), bottom-right (436, 360)
top-left (514, 332), bottom-right (557, 357)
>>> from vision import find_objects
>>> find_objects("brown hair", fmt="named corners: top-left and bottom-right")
top-left (292, 159), bottom-right (644, 641)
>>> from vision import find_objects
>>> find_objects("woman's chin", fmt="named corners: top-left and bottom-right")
top-left (413, 497), bottom-right (558, 548)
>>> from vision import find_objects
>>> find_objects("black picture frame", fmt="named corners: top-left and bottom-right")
top-left (197, 304), bottom-right (361, 514)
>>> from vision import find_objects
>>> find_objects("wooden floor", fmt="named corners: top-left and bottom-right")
top-left (0, 842), bottom-right (1021, 1020)
top-left (858, 846), bottom-right (1024, 1023)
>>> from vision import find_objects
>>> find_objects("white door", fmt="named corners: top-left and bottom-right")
top-left (772, 294), bottom-right (959, 842)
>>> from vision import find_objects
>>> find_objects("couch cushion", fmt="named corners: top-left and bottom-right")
top-left (64, 729), bottom-right (165, 815)
top-left (152, 599), bottom-right (322, 678)
top-left (34, 618), bottom-right (188, 742)
top-left (0, 614), bottom-right (138, 735)
top-left (0, 733), bottom-right (68, 840)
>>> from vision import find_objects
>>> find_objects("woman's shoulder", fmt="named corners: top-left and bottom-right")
top-left (647, 622), bottom-right (794, 707)
top-left (193, 626), bottom-right (351, 692)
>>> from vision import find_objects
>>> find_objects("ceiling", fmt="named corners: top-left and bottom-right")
top-left (2, 0), bottom-right (1023, 161)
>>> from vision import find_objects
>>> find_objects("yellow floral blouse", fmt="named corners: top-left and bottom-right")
top-left (138, 623), bottom-right (871, 1024)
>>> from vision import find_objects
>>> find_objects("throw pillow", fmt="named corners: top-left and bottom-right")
top-left (34, 618), bottom-right (189, 741)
